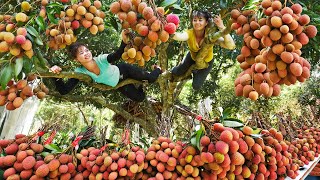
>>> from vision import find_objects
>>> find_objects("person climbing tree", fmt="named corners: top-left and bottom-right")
top-left (171, 10), bottom-right (236, 90)
top-left (49, 30), bottom-right (162, 102)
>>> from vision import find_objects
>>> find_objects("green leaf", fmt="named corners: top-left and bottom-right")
top-left (160, 0), bottom-right (177, 7)
top-left (23, 56), bottom-right (33, 74)
top-left (0, 170), bottom-right (4, 179)
top-left (14, 58), bottom-right (23, 77)
top-left (0, 64), bottom-right (13, 90)
top-left (223, 120), bottom-right (244, 128)
top-left (44, 144), bottom-right (62, 152)
top-left (26, 33), bottom-right (34, 42)
top-left (80, 138), bottom-right (96, 147)
top-left (109, 16), bottom-right (118, 31)
top-left (251, 134), bottom-right (263, 138)
top-left (195, 129), bottom-right (204, 150)
top-left (190, 136), bottom-right (196, 147)
top-left (242, 0), bottom-right (260, 10)
top-left (26, 26), bottom-right (40, 37)
top-left (190, 129), bottom-right (204, 150)
top-left (35, 16), bottom-right (46, 31)
top-left (170, 4), bottom-right (184, 11)
top-left (139, 137), bottom-right (149, 148)
top-left (0, 59), bottom-right (8, 64)
top-left (35, 37), bottom-right (44, 46)
top-left (252, 129), bottom-right (262, 135)
top-left (35, 49), bottom-right (48, 68)
top-left (223, 118), bottom-right (243, 123)
top-left (41, 152), bottom-right (51, 157)
top-left (46, 2), bottom-right (64, 9)
top-left (220, 0), bottom-right (227, 9)
top-left (47, 13), bottom-right (58, 24)
top-left (222, 108), bottom-right (232, 119)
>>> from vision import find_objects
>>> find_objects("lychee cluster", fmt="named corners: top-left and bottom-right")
top-left (0, 75), bottom-right (49, 111)
top-left (0, 24), bottom-right (33, 59)
top-left (45, 0), bottom-right (105, 50)
top-left (232, 0), bottom-right (317, 100)
top-left (110, 0), bottom-right (179, 66)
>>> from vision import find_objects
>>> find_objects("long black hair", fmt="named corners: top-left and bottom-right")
top-left (69, 42), bottom-right (88, 59)
top-left (192, 10), bottom-right (212, 22)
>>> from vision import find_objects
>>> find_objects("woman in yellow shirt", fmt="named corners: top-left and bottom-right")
top-left (172, 10), bottom-right (235, 90)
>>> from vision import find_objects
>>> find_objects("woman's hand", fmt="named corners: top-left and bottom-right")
top-left (213, 15), bottom-right (225, 30)
top-left (49, 65), bottom-right (62, 74)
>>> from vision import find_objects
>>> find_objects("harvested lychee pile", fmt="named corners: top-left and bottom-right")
top-left (232, 0), bottom-right (317, 100)
top-left (2, 122), bottom-right (320, 179)
top-left (110, 0), bottom-right (179, 66)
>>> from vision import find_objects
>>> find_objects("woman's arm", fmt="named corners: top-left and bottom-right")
top-left (172, 32), bottom-right (189, 41)
top-left (106, 41), bottom-right (127, 63)
top-left (106, 29), bottom-right (130, 63)
top-left (213, 15), bottom-right (236, 49)
top-left (216, 34), bottom-right (236, 49)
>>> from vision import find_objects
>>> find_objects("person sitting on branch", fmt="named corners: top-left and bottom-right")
top-left (171, 10), bottom-right (236, 90)
top-left (49, 30), bottom-right (162, 102)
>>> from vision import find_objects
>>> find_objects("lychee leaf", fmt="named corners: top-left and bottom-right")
top-left (26, 26), bottom-right (40, 38)
top-left (0, 170), bottom-right (3, 179)
top-left (35, 16), bottom-right (46, 31)
top-left (41, 152), bottom-right (51, 157)
top-left (109, 16), bottom-right (119, 31)
top-left (0, 64), bottom-right (13, 90)
top-left (160, 0), bottom-right (177, 7)
top-left (195, 129), bottom-right (204, 150)
top-left (190, 129), bottom-right (204, 150)
top-left (47, 13), bottom-right (58, 24)
top-left (26, 33), bottom-right (34, 42)
top-left (44, 144), bottom-right (62, 152)
top-left (223, 118), bottom-right (243, 123)
top-left (35, 49), bottom-right (48, 69)
top-left (220, 0), bottom-right (227, 9)
top-left (170, 4), bottom-right (183, 11)
top-left (223, 120), bottom-right (243, 128)
top-left (14, 58), bottom-right (23, 78)
top-left (22, 56), bottom-right (33, 74)
top-left (250, 134), bottom-right (263, 138)
top-left (242, 0), bottom-right (260, 10)
top-left (35, 37), bottom-right (44, 46)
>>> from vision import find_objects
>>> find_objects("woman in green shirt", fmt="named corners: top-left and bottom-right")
top-left (50, 40), bottom-right (161, 102)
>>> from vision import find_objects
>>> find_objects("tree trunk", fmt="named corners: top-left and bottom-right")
top-left (50, 93), bottom-right (159, 136)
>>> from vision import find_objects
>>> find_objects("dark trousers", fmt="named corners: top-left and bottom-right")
top-left (116, 63), bottom-right (161, 102)
top-left (172, 52), bottom-right (213, 90)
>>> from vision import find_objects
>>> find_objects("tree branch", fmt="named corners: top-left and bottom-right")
top-left (48, 93), bottom-right (158, 136)
top-left (158, 43), bottom-right (170, 112)
top-left (174, 79), bottom-right (188, 100)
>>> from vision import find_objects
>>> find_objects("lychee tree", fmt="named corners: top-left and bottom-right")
top-left (0, 0), bottom-right (319, 137)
